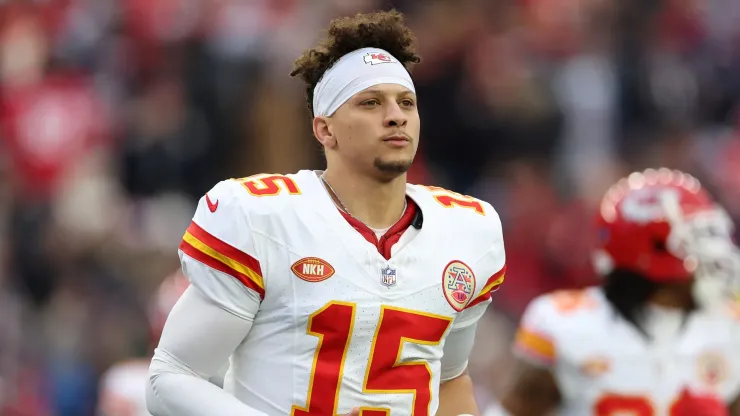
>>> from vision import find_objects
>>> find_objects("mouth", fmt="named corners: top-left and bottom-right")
top-left (383, 134), bottom-right (411, 147)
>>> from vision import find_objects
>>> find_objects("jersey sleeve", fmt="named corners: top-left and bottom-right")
top-left (440, 319), bottom-right (478, 381)
top-left (454, 203), bottom-right (507, 328)
top-left (178, 180), bottom-right (263, 320)
top-left (512, 295), bottom-right (557, 368)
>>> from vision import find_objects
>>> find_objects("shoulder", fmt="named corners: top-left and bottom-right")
top-left (521, 287), bottom-right (606, 333)
top-left (408, 183), bottom-right (502, 240)
top-left (229, 172), bottom-right (306, 206)
top-left (692, 299), bottom-right (740, 326)
top-left (702, 300), bottom-right (740, 334)
top-left (407, 184), bottom-right (498, 219)
top-left (215, 172), bottom-right (308, 212)
top-left (184, 179), bottom-right (252, 253)
top-left (408, 184), bottom-right (506, 297)
top-left (514, 288), bottom-right (605, 366)
top-left (194, 171), bottom-right (310, 228)
top-left (181, 172), bottom-right (313, 302)
top-left (725, 299), bottom-right (740, 321)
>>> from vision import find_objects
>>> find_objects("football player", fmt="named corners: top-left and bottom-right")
top-left (490, 168), bottom-right (740, 416)
top-left (146, 9), bottom-right (507, 416)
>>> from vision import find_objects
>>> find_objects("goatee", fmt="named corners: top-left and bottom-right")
top-left (373, 157), bottom-right (412, 174)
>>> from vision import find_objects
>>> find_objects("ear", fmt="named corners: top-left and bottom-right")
top-left (313, 116), bottom-right (337, 149)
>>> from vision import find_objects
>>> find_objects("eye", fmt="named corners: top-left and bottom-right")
top-left (361, 99), bottom-right (380, 107)
top-left (400, 99), bottom-right (416, 107)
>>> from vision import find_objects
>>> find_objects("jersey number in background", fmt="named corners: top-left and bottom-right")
top-left (596, 394), bottom-right (685, 416)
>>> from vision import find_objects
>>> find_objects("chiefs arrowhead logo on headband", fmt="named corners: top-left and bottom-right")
top-left (363, 52), bottom-right (395, 65)
top-left (312, 47), bottom-right (415, 117)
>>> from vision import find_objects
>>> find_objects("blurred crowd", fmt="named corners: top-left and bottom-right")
top-left (0, 0), bottom-right (739, 414)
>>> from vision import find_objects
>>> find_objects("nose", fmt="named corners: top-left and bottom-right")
top-left (383, 101), bottom-right (407, 128)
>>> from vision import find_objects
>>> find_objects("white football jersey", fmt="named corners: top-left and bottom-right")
top-left (513, 287), bottom-right (740, 416)
top-left (177, 170), bottom-right (506, 416)
top-left (97, 359), bottom-right (150, 416)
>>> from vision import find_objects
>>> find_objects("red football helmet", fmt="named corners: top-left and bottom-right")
top-left (593, 168), bottom-right (740, 305)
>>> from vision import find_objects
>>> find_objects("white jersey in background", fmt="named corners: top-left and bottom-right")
top-left (513, 287), bottom-right (740, 416)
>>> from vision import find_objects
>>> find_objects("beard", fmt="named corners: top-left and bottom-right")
top-left (373, 156), bottom-right (413, 175)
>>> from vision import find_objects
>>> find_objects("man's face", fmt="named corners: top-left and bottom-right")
top-left (322, 83), bottom-right (420, 180)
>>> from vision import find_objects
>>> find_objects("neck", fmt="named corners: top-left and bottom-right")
top-left (321, 167), bottom-right (407, 229)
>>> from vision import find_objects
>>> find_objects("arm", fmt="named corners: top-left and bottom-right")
top-left (147, 285), bottom-right (358, 416)
top-left (208, 362), bottom-right (229, 389)
top-left (436, 302), bottom-right (491, 416)
top-left (147, 286), bottom-right (267, 416)
top-left (498, 359), bottom-right (560, 416)
top-left (147, 180), bottom-right (268, 415)
top-left (497, 296), bottom-right (561, 416)
top-left (437, 210), bottom-right (508, 416)
top-left (438, 371), bottom-right (478, 416)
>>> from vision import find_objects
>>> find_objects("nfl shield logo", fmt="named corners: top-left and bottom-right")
top-left (380, 266), bottom-right (397, 288)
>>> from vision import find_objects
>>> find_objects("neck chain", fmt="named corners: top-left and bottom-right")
top-left (320, 173), bottom-right (407, 229)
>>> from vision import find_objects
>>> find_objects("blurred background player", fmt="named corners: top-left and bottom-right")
top-left (490, 168), bottom-right (740, 416)
top-left (96, 270), bottom-right (226, 416)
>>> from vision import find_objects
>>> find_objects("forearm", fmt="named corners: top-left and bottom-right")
top-left (436, 302), bottom-right (489, 416)
top-left (498, 359), bottom-right (561, 416)
top-left (147, 350), bottom-right (266, 416)
top-left (208, 362), bottom-right (229, 388)
top-left (437, 372), bottom-right (479, 416)
top-left (146, 286), bottom-right (261, 415)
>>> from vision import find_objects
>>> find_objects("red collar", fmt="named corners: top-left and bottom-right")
top-left (338, 198), bottom-right (418, 260)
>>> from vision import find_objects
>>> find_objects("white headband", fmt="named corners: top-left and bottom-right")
top-left (312, 47), bottom-right (415, 117)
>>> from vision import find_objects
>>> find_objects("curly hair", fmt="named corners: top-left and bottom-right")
top-left (290, 9), bottom-right (420, 115)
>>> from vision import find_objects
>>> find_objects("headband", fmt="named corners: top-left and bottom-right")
top-left (312, 47), bottom-right (415, 117)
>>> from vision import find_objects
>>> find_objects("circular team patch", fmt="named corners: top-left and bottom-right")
top-left (697, 351), bottom-right (728, 386)
top-left (442, 260), bottom-right (476, 311)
